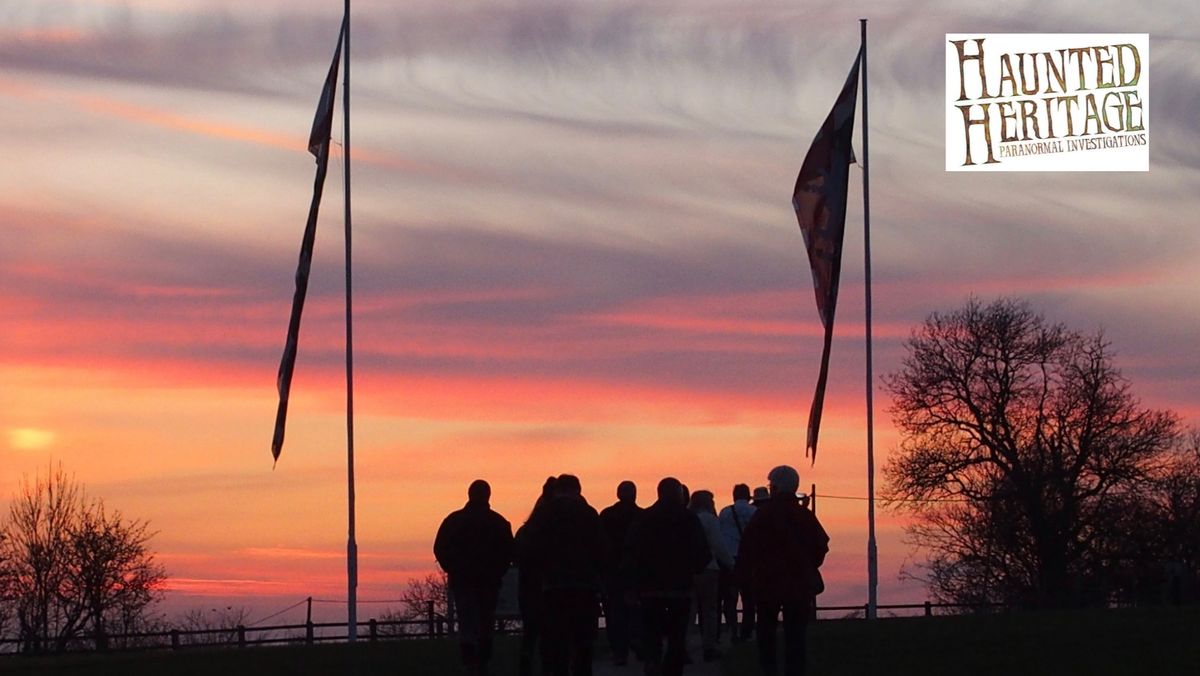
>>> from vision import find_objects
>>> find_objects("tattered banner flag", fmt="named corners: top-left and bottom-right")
top-left (271, 19), bottom-right (346, 464)
top-left (793, 49), bottom-right (862, 461)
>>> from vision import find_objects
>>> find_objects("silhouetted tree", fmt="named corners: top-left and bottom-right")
top-left (0, 466), bottom-right (166, 652)
top-left (66, 500), bottom-right (165, 649)
top-left (884, 298), bottom-right (1181, 608)
top-left (0, 534), bottom-right (12, 643)
top-left (1155, 431), bottom-right (1200, 588)
top-left (378, 572), bottom-right (449, 636)
top-left (175, 606), bottom-right (253, 646)
top-left (1107, 430), bottom-right (1200, 604)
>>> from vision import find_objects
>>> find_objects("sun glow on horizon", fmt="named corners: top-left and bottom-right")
top-left (8, 427), bottom-right (57, 451)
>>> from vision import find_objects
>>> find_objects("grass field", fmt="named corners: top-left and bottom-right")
top-left (724, 606), bottom-right (1200, 676)
top-left (1, 606), bottom-right (1197, 675)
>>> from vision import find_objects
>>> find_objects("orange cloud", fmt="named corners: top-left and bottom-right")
top-left (3, 28), bottom-right (87, 45)
top-left (0, 75), bottom-right (468, 180)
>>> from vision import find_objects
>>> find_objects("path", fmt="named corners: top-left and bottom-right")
top-left (592, 633), bottom-right (724, 676)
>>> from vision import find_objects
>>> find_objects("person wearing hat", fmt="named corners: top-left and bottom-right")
top-left (735, 466), bottom-right (829, 676)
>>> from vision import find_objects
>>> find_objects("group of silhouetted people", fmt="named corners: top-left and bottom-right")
top-left (433, 466), bottom-right (828, 676)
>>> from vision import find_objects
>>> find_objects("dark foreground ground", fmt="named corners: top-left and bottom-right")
top-left (0, 606), bottom-right (1196, 676)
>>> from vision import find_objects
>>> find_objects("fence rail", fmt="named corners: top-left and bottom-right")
top-left (0, 616), bottom-right (452, 655)
top-left (0, 600), bottom-right (1017, 656)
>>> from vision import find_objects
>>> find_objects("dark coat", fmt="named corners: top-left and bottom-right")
top-left (433, 499), bottom-right (514, 590)
top-left (599, 500), bottom-right (643, 565)
top-left (622, 497), bottom-right (711, 596)
top-left (524, 495), bottom-right (608, 592)
top-left (736, 495), bottom-right (829, 604)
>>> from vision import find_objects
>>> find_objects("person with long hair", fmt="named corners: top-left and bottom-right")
top-left (513, 476), bottom-right (557, 676)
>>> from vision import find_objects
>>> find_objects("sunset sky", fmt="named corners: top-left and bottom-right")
top-left (2, 0), bottom-right (1197, 623)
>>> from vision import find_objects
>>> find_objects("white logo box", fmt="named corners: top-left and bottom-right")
top-left (945, 33), bottom-right (1149, 172)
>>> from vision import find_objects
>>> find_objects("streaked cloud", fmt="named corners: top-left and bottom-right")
top-left (1, 0), bottom-right (1196, 613)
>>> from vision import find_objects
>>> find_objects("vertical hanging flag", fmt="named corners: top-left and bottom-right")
top-left (272, 19), bottom-right (346, 464)
top-left (793, 49), bottom-right (862, 461)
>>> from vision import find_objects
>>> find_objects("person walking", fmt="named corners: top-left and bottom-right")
top-left (623, 477), bottom-right (711, 676)
top-left (525, 474), bottom-right (608, 676)
top-left (599, 480), bottom-right (643, 666)
top-left (736, 466), bottom-right (829, 676)
top-left (689, 490), bottom-right (734, 662)
top-left (433, 479), bottom-right (514, 676)
top-left (514, 476), bottom-right (558, 676)
top-left (718, 483), bottom-right (757, 641)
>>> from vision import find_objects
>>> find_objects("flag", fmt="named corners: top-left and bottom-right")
top-left (794, 49), bottom-right (862, 461)
top-left (272, 19), bottom-right (346, 464)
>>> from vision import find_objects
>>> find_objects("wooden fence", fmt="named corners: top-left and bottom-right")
top-left (0, 600), bottom-right (1013, 656)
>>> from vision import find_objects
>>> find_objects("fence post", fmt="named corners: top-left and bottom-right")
top-left (863, 603), bottom-right (870, 618)
top-left (924, 601), bottom-right (932, 617)
top-left (369, 619), bottom-right (378, 642)
top-left (306, 621), bottom-right (314, 645)
top-left (170, 630), bottom-right (180, 650)
top-left (237, 625), bottom-right (246, 648)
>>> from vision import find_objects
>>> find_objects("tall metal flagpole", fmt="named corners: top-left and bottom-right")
top-left (859, 18), bottom-right (879, 621)
top-left (342, 0), bottom-right (359, 642)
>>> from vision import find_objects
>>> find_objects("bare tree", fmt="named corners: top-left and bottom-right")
top-left (66, 501), bottom-right (165, 649)
top-left (0, 466), bottom-right (166, 652)
top-left (0, 534), bottom-right (12, 645)
top-left (884, 298), bottom-right (1180, 608)
top-left (1, 466), bottom-right (81, 652)
top-left (1157, 431), bottom-right (1200, 580)
top-left (377, 573), bottom-right (449, 636)
top-left (175, 606), bottom-right (253, 646)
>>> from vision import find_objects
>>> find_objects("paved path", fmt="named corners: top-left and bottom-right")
top-left (591, 633), bottom-right (724, 676)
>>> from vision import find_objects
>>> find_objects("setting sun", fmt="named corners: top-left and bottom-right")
top-left (7, 427), bottom-right (56, 451)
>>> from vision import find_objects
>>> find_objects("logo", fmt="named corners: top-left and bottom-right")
top-left (946, 34), bottom-right (1149, 171)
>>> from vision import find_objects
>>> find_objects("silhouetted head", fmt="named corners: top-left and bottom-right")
top-left (689, 489), bottom-right (716, 515)
top-left (617, 480), bottom-right (637, 503)
top-left (468, 479), bottom-right (491, 505)
top-left (751, 486), bottom-right (770, 505)
top-left (680, 483), bottom-right (690, 506)
top-left (525, 476), bottom-right (559, 525)
top-left (732, 483), bottom-right (751, 501)
top-left (555, 474), bottom-right (582, 497)
top-left (767, 465), bottom-right (800, 498)
top-left (656, 477), bottom-right (683, 504)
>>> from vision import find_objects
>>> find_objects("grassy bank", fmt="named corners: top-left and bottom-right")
top-left (724, 606), bottom-right (1200, 676)
top-left (2, 606), bottom-right (1197, 675)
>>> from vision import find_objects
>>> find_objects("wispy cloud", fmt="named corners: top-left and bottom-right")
top-left (2, 0), bottom-right (1197, 609)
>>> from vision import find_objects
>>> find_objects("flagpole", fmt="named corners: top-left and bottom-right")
top-left (859, 17), bottom-right (879, 621)
top-left (342, 0), bottom-right (359, 643)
